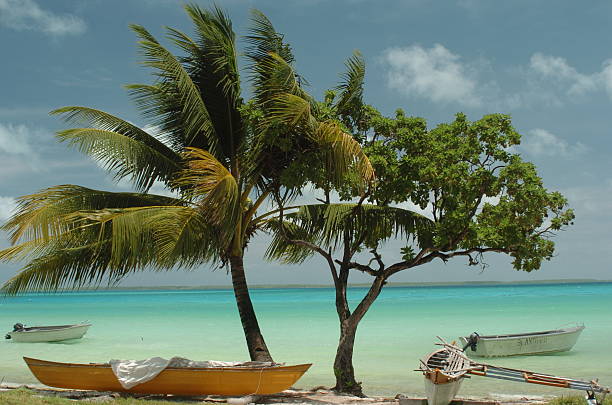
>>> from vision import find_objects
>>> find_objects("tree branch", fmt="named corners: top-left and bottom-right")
top-left (369, 248), bottom-right (385, 272)
top-left (273, 193), bottom-right (339, 285)
top-left (384, 246), bottom-right (512, 278)
top-left (336, 259), bottom-right (378, 276)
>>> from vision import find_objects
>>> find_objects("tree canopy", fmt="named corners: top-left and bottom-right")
top-left (265, 53), bottom-right (574, 393)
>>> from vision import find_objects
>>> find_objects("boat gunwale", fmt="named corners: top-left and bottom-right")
top-left (23, 357), bottom-right (312, 373)
top-left (11, 324), bottom-right (91, 334)
top-left (460, 325), bottom-right (584, 341)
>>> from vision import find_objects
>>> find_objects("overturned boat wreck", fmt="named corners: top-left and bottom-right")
top-left (418, 338), bottom-right (609, 405)
top-left (419, 345), bottom-right (472, 405)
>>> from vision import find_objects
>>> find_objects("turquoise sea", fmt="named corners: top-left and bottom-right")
top-left (1, 282), bottom-right (611, 398)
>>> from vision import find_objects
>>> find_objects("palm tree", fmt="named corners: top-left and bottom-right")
top-left (0, 5), bottom-right (373, 362)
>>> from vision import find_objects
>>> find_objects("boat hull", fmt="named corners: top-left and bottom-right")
top-left (24, 357), bottom-right (312, 396)
top-left (421, 347), bottom-right (468, 405)
top-left (8, 324), bottom-right (91, 343)
top-left (459, 326), bottom-right (584, 357)
top-left (424, 377), bottom-right (463, 405)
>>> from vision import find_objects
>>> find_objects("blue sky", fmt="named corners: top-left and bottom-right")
top-left (0, 0), bottom-right (610, 287)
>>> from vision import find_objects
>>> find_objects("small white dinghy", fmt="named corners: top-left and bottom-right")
top-left (459, 325), bottom-right (584, 357)
top-left (5, 322), bottom-right (91, 343)
top-left (419, 342), bottom-right (472, 405)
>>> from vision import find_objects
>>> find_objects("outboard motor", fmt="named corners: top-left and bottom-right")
top-left (5, 323), bottom-right (24, 339)
top-left (462, 332), bottom-right (479, 351)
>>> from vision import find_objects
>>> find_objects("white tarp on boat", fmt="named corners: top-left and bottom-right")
top-left (109, 357), bottom-right (276, 389)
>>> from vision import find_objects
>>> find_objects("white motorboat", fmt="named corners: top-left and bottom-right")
top-left (459, 325), bottom-right (584, 357)
top-left (5, 322), bottom-right (91, 343)
top-left (419, 344), bottom-right (471, 405)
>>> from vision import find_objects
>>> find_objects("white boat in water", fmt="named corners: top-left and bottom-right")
top-left (5, 323), bottom-right (91, 343)
top-left (459, 325), bottom-right (584, 357)
top-left (419, 344), bottom-right (471, 405)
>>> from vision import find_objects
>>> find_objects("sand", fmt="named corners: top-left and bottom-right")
top-left (0, 383), bottom-right (556, 405)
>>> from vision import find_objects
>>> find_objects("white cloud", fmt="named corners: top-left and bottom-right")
top-left (381, 45), bottom-right (612, 108)
top-left (0, 196), bottom-right (16, 221)
top-left (527, 53), bottom-right (612, 101)
top-left (561, 182), bottom-right (612, 217)
top-left (0, 123), bottom-right (46, 174)
top-left (0, 123), bottom-right (35, 155)
top-left (521, 129), bottom-right (587, 158)
top-left (381, 44), bottom-right (482, 106)
top-left (0, 0), bottom-right (86, 36)
top-left (529, 53), bottom-right (597, 96)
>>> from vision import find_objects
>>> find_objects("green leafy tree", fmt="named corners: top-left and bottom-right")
top-left (0, 5), bottom-right (373, 362)
top-left (266, 54), bottom-right (574, 394)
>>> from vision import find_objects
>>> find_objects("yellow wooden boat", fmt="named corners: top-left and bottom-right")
top-left (24, 357), bottom-right (312, 396)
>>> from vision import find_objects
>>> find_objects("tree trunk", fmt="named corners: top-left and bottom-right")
top-left (229, 255), bottom-right (273, 362)
top-left (332, 276), bottom-right (387, 396)
top-left (333, 318), bottom-right (363, 396)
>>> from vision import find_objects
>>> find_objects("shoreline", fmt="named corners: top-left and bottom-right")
top-left (0, 383), bottom-right (558, 405)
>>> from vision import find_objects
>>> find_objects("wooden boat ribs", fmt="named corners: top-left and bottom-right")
top-left (419, 339), bottom-right (610, 405)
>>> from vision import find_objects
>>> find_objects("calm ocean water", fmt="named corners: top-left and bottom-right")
top-left (0, 283), bottom-right (610, 397)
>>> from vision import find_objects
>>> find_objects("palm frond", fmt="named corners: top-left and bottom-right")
top-left (56, 128), bottom-right (181, 191)
top-left (184, 4), bottom-right (240, 100)
top-left (334, 51), bottom-right (365, 116)
top-left (1, 204), bottom-right (219, 295)
top-left (266, 93), bottom-right (314, 127)
top-left (2, 241), bottom-right (113, 295)
top-left (129, 23), bottom-right (220, 157)
top-left (313, 121), bottom-right (375, 188)
top-left (265, 203), bottom-right (434, 263)
top-left (246, 9), bottom-right (301, 104)
top-left (141, 205), bottom-right (220, 267)
top-left (264, 219), bottom-right (318, 264)
top-left (51, 106), bottom-right (179, 154)
top-left (179, 4), bottom-right (244, 160)
top-left (245, 9), bottom-right (294, 64)
top-left (124, 83), bottom-right (188, 151)
top-left (175, 148), bottom-right (241, 240)
top-left (252, 52), bottom-right (311, 108)
top-left (1, 185), bottom-right (182, 245)
top-left (80, 205), bottom-right (218, 269)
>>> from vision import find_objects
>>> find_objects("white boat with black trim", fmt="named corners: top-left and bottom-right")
top-left (459, 325), bottom-right (584, 357)
top-left (5, 322), bottom-right (91, 343)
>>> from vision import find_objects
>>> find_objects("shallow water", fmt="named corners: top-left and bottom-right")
top-left (0, 283), bottom-right (610, 397)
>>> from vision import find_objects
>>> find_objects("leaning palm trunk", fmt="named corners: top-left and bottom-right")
top-left (229, 255), bottom-right (272, 362)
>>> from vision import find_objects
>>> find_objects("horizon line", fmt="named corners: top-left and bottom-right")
top-left (52, 278), bottom-right (612, 291)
